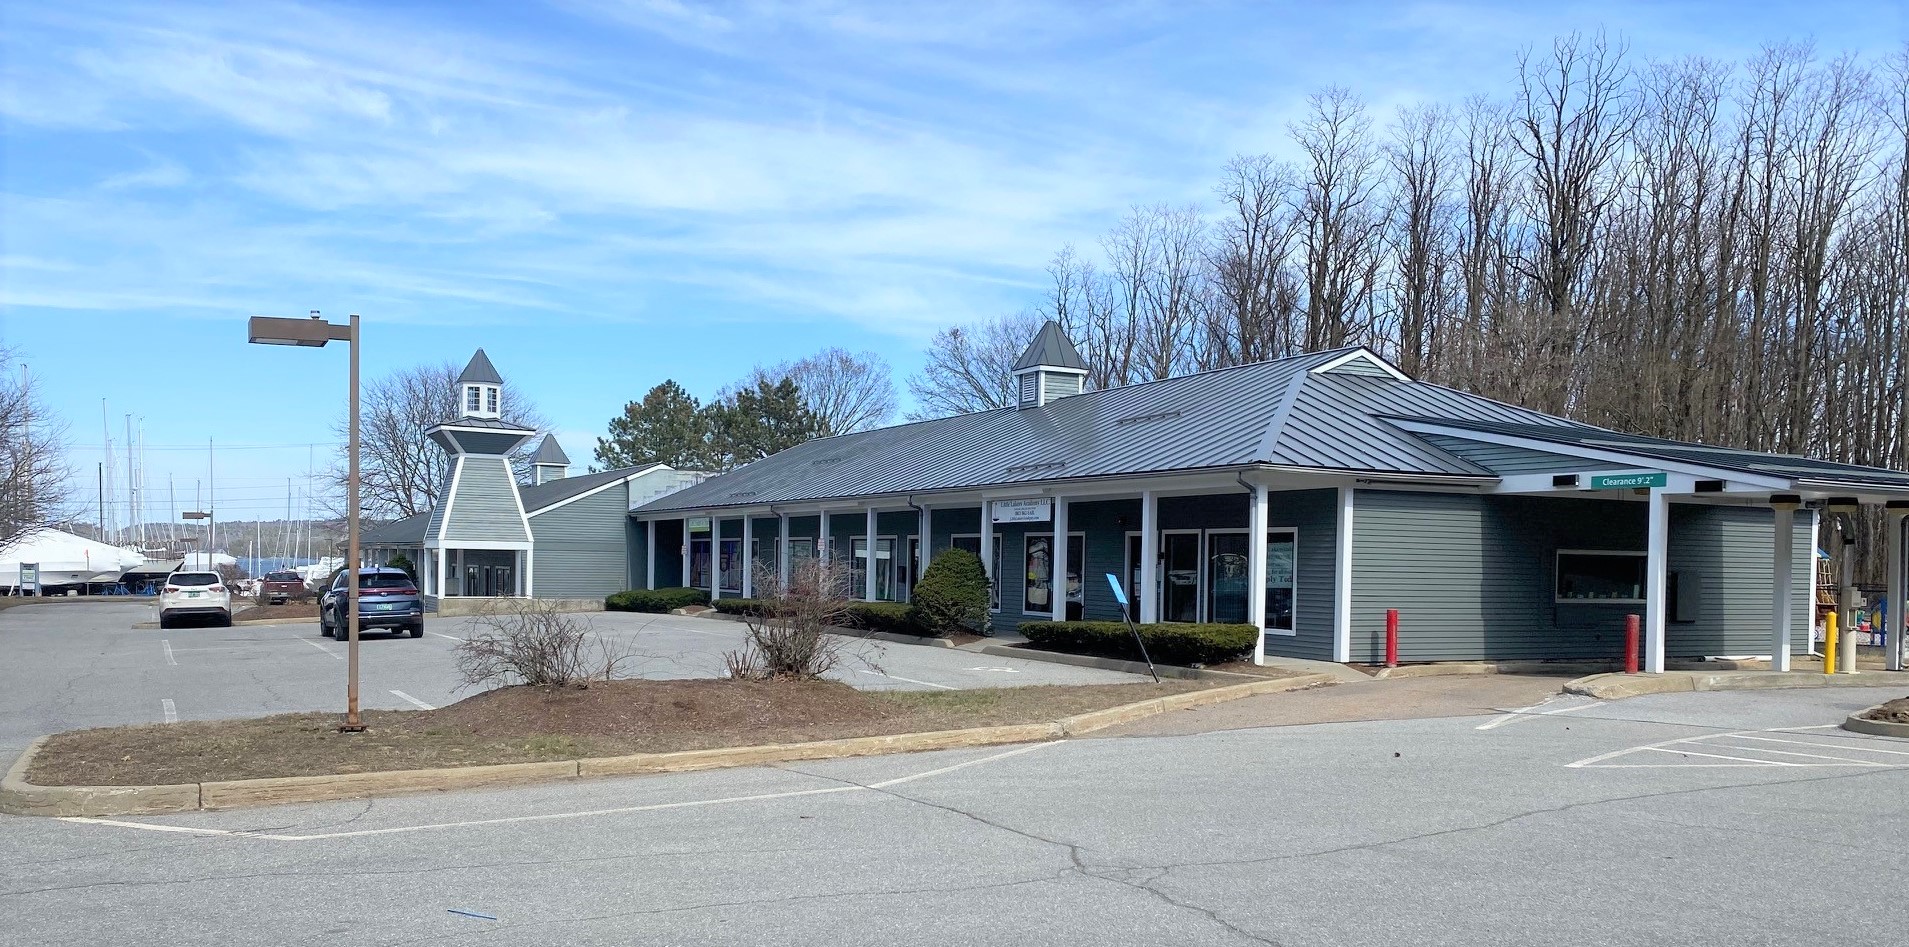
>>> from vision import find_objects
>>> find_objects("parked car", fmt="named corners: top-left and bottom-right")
top-left (158, 571), bottom-right (232, 629)
top-left (258, 570), bottom-right (308, 605)
top-left (319, 567), bottom-right (424, 639)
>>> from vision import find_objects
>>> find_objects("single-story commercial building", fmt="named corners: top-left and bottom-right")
top-left (628, 323), bottom-right (1909, 671)
top-left (361, 350), bottom-right (705, 607)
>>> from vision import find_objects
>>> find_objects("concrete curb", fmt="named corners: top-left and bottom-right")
top-left (1564, 669), bottom-right (1904, 700)
top-left (975, 645), bottom-right (1266, 681)
top-left (0, 676), bottom-right (1332, 818)
top-left (1841, 705), bottom-right (1909, 738)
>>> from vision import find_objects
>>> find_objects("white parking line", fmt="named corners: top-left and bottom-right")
top-left (1475, 698), bottom-right (1602, 730)
top-left (161, 639), bottom-right (177, 666)
top-left (853, 667), bottom-right (958, 691)
top-left (302, 639), bottom-right (343, 660)
top-left (390, 689), bottom-right (435, 710)
top-left (161, 699), bottom-right (176, 724)
top-left (1565, 725), bottom-right (1909, 769)
top-left (427, 631), bottom-right (462, 642)
top-left (58, 741), bottom-right (1061, 842)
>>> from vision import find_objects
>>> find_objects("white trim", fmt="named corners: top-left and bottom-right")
top-left (1139, 491), bottom-right (1159, 624)
top-left (1886, 509), bottom-right (1906, 671)
top-left (742, 515), bottom-right (755, 598)
top-left (864, 508), bottom-right (879, 602)
top-left (918, 505), bottom-right (932, 576)
top-left (527, 464), bottom-right (667, 517)
top-left (1389, 419), bottom-right (1792, 490)
top-left (1309, 348), bottom-right (1412, 382)
top-left (1771, 505), bottom-right (1794, 673)
top-left (1050, 497), bottom-right (1069, 622)
top-left (1249, 484), bottom-right (1268, 664)
top-left (1010, 365), bottom-right (1089, 378)
top-left (644, 520), bottom-right (656, 591)
top-left (428, 455), bottom-right (466, 547)
top-left (777, 512), bottom-right (791, 588)
top-left (506, 456), bottom-right (535, 547)
top-left (1644, 488), bottom-right (1669, 673)
top-left (1333, 485), bottom-right (1353, 663)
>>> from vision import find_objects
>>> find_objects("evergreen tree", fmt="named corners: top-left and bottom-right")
top-left (593, 380), bottom-right (712, 470)
top-left (709, 376), bottom-right (820, 468)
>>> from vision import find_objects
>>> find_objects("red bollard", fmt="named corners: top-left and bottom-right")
top-left (1384, 609), bottom-right (1399, 668)
top-left (1624, 614), bottom-right (1641, 674)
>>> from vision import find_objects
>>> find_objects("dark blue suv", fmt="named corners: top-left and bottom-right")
top-left (320, 567), bottom-right (424, 639)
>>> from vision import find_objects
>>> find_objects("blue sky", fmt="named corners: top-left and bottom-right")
top-left (1, 0), bottom-right (1899, 523)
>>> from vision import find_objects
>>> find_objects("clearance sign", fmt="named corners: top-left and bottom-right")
top-left (1588, 472), bottom-right (1668, 490)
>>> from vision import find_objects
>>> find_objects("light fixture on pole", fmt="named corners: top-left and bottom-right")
top-left (181, 511), bottom-right (212, 573)
top-left (248, 313), bottom-right (365, 732)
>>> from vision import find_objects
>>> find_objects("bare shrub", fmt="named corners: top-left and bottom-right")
top-left (454, 598), bottom-right (638, 689)
top-left (725, 556), bottom-right (858, 680)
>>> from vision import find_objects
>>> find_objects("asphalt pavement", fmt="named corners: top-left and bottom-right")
top-left (0, 599), bottom-right (1142, 763)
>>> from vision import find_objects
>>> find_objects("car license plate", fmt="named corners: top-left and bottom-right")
top-left (374, 603), bottom-right (392, 611)
top-left (187, 591), bottom-right (201, 598)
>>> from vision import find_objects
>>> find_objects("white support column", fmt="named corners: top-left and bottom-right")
top-left (681, 518), bottom-right (692, 593)
top-left (1644, 488), bottom-right (1669, 673)
top-left (431, 549), bottom-right (443, 598)
top-left (522, 548), bottom-right (533, 598)
top-left (1770, 500), bottom-right (1796, 673)
top-left (1139, 490), bottom-right (1159, 624)
top-left (864, 507), bottom-right (878, 602)
top-left (978, 501), bottom-right (994, 625)
top-left (1809, 510), bottom-right (1823, 656)
top-left (454, 549), bottom-right (466, 597)
top-left (1332, 486), bottom-right (1355, 663)
top-left (709, 518), bottom-right (722, 602)
top-left (777, 512), bottom-right (791, 589)
top-left (1051, 496), bottom-right (1069, 623)
top-left (644, 520), bottom-right (656, 591)
top-left (1838, 522), bottom-right (1857, 675)
top-left (919, 505), bottom-right (933, 575)
top-left (819, 509), bottom-right (831, 562)
top-left (1888, 504), bottom-right (1907, 672)
top-left (1249, 482), bottom-right (1269, 666)
top-left (741, 515), bottom-right (755, 598)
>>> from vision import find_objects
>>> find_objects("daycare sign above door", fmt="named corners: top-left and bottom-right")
top-left (992, 498), bottom-right (1053, 523)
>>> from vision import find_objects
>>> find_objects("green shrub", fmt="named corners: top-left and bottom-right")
top-left (711, 597), bottom-right (777, 617)
top-left (605, 587), bottom-right (710, 613)
top-left (387, 552), bottom-right (416, 581)
top-left (1018, 621), bottom-right (1258, 667)
top-left (843, 601), bottom-right (917, 635)
top-left (907, 548), bottom-right (991, 637)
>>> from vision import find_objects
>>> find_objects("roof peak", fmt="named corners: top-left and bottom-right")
top-left (457, 349), bottom-right (503, 385)
top-left (532, 435), bottom-right (570, 466)
top-left (1011, 321), bottom-right (1088, 372)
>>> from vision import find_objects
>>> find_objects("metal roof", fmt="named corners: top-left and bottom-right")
top-left (520, 464), bottom-right (657, 511)
top-left (1011, 321), bottom-right (1088, 371)
top-left (1390, 416), bottom-right (1909, 489)
top-left (456, 349), bottom-right (503, 385)
top-left (636, 346), bottom-right (1909, 516)
top-left (361, 512), bottom-right (429, 546)
top-left (531, 435), bottom-right (571, 466)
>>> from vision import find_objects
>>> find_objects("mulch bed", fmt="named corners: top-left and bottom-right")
top-left (1860, 697), bottom-right (1909, 724)
top-left (27, 677), bottom-right (1217, 786)
top-left (231, 602), bottom-right (320, 622)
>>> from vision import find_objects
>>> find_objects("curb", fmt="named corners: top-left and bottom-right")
top-left (975, 645), bottom-right (1265, 681)
top-left (1563, 669), bottom-right (1904, 701)
top-left (1841, 705), bottom-right (1909, 738)
top-left (0, 675), bottom-right (1332, 818)
top-left (689, 609), bottom-right (957, 649)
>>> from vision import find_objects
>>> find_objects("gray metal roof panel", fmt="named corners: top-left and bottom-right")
top-left (362, 512), bottom-right (430, 546)
top-left (456, 349), bottom-right (504, 384)
top-left (520, 465), bottom-right (655, 512)
top-left (531, 435), bottom-right (571, 466)
top-left (1010, 321), bottom-right (1089, 371)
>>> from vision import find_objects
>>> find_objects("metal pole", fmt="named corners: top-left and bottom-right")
top-left (344, 314), bottom-right (363, 731)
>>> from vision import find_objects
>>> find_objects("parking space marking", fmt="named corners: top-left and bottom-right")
top-left (1475, 697), bottom-right (1602, 730)
top-left (1567, 725), bottom-right (1909, 769)
top-left (58, 741), bottom-right (1060, 842)
top-left (302, 639), bottom-right (343, 660)
top-left (853, 667), bottom-right (958, 691)
top-left (161, 639), bottom-right (177, 666)
top-left (161, 699), bottom-right (176, 724)
top-left (390, 689), bottom-right (435, 710)
top-left (427, 631), bottom-right (462, 642)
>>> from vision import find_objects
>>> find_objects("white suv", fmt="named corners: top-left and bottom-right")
top-left (158, 571), bottom-right (232, 628)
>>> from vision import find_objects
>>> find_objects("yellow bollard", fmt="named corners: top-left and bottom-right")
top-left (1824, 611), bottom-right (1838, 675)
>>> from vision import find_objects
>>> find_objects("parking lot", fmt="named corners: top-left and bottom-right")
top-left (0, 600), bottom-right (1144, 762)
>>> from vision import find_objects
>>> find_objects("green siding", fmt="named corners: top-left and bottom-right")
top-left (1349, 491), bottom-right (1814, 662)
top-left (441, 456), bottom-right (531, 545)
top-left (529, 484), bottom-right (630, 599)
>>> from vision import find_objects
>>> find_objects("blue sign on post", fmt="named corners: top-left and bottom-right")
top-left (1105, 573), bottom-right (1128, 607)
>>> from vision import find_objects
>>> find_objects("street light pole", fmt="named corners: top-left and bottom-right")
top-left (247, 312), bottom-right (364, 732)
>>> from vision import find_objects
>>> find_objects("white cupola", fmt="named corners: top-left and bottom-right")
top-left (457, 349), bottom-right (504, 421)
top-left (1010, 321), bottom-right (1089, 409)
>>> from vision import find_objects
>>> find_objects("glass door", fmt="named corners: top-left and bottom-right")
top-left (896, 537), bottom-right (919, 603)
top-left (1205, 532), bottom-right (1249, 624)
top-left (1162, 532), bottom-right (1201, 623)
top-left (689, 538), bottom-right (711, 589)
top-left (718, 539), bottom-right (742, 594)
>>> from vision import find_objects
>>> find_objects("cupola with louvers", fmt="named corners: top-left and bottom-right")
top-left (1009, 321), bottom-right (1088, 409)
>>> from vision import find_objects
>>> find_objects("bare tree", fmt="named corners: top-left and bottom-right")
top-left (1384, 103), bottom-right (1456, 378)
top-left (454, 598), bottom-right (639, 689)
top-left (1293, 88), bottom-right (1386, 350)
top-left (0, 347), bottom-right (71, 546)
top-left (724, 556), bottom-right (859, 680)
top-left (751, 348), bottom-right (896, 436)
top-left (333, 361), bottom-right (546, 520)
top-left (1208, 154), bottom-right (1302, 366)
top-left (905, 310), bottom-right (1042, 419)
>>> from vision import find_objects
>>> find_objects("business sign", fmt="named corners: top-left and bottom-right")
top-left (18, 563), bottom-right (37, 595)
top-left (991, 498), bottom-right (1053, 524)
top-left (1588, 472), bottom-right (1667, 490)
top-left (686, 516), bottom-right (711, 531)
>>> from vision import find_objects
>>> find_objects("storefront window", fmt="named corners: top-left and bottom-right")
top-left (1556, 551), bottom-right (1646, 602)
top-left (1266, 531), bottom-right (1295, 632)
top-left (1023, 534), bottom-right (1084, 618)
top-left (718, 538), bottom-right (742, 593)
